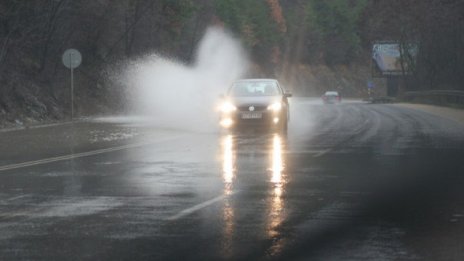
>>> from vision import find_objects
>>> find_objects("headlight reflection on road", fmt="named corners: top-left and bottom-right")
top-left (221, 134), bottom-right (236, 257)
top-left (222, 135), bottom-right (235, 189)
top-left (222, 197), bottom-right (234, 257)
top-left (267, 134), bottom-right (286, 255)
top-left (271, 134), bottom-right (284, 184)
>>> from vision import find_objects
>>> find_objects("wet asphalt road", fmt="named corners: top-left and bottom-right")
top-left (1, 98), bottom-right (464, 260)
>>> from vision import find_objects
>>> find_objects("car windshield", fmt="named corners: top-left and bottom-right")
top-left (229, 81), bottom-right (280, 97)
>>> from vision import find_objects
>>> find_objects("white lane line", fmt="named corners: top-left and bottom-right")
top-left (5, 194), bottom-right (31, 202)
top-left (313, 149), bottom-right (333, 158)
top-left (0, 194), bottom-right (31, 205)
top-left (167, 192), bottom-right (237, 221)
top-left (0, 121), bottom-right (74, 133)
top-left (0, 136), bottom-right (183, 172)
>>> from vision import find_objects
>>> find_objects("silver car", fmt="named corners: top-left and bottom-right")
top-left (322, 91), bottom-right (341, 104)
top-left (218, 79), bottom-right (292, 132)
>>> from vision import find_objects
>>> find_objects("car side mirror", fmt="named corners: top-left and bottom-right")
top-left (284, 92), bottom-right (292, 98)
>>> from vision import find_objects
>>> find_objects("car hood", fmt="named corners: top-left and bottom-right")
top-left (230, 96), bottom-right (282, 106)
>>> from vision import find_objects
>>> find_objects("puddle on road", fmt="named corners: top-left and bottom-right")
top-left (37, 197), bottom-right (122, 217)
top-left (89, 129), bottom-right (139, 143)
top-left (294, 202), bottom-right (418, 260)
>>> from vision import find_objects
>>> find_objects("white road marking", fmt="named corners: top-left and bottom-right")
top-left (0, 121), bottom-right (74, 133)
top-left (167, 192), bottom-right (237, 221)
top-left (0, 194), bottom-right (31, 205)
top-left (0, 136), bottom-right (184, 172)
top-left (313, 149), bottom-right (333, 158)
top-left (4, 194), bottom-right (31, 202)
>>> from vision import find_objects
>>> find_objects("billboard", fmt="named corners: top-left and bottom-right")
top-left (372, 41), bottom-right (418, 77)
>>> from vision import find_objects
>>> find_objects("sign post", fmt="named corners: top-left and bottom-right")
top-left (367, 80), bottom-right (374, 98)
top-left (62, 49), bottom-right (82, 121)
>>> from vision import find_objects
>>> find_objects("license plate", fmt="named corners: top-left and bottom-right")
top-left (241, 112), bottom-right (262, 119)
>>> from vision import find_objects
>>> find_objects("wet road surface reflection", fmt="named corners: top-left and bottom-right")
top-left (3, 101), bottom-right (464, 260)
top-left (220, 132), bottom-right (288, 257)
top-left (222, 135), bottom-right (235, 188)
top-left (221, 134), bottom-right (235, 257)
top-left (267, 134), bottom-right (287, 255)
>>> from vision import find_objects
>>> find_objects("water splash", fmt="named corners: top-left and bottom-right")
top-left (124, 27), bottom-right (248, 132)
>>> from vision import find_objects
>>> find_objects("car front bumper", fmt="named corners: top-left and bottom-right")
top-left (220, 110), bottom-right (285, 129)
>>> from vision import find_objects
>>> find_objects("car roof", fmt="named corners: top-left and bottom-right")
top-left (234, 78), bottom-right (278, 83)
top-left (325, 91), bottom-right (339, 95)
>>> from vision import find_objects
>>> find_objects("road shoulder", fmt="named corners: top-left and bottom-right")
top-left (393, 103), bottom-right (464, 126)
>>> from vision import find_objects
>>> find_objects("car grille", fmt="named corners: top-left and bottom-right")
top-left (237, 105), bottom-right (267, 112)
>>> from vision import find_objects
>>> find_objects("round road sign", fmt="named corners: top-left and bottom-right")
top-left (62, 49), bottom-right (82, 69)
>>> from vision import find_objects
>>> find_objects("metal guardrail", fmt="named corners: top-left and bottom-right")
top-left (403, 90), bottom-right (464, 105)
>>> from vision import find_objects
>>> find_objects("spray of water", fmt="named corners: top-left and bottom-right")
top-left (124, 27), bottom-right (248, 132)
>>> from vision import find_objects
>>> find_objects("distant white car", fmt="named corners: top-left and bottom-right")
top-left (322, 91), bottom-right (341, 104)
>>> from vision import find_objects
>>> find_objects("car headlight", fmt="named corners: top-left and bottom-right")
top-left (219, 101), bottom-right (237, 113)
top-left (267, 102), bottom-right (282, 112)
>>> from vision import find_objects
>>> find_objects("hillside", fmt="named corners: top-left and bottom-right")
top-left (0, 0), bottom-right (462, 127)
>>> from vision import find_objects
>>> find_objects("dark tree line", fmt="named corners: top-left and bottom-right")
top-left (0, 0), bottom-right (207, 122)
top-left (0, 0), bottom-right (463, 123)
